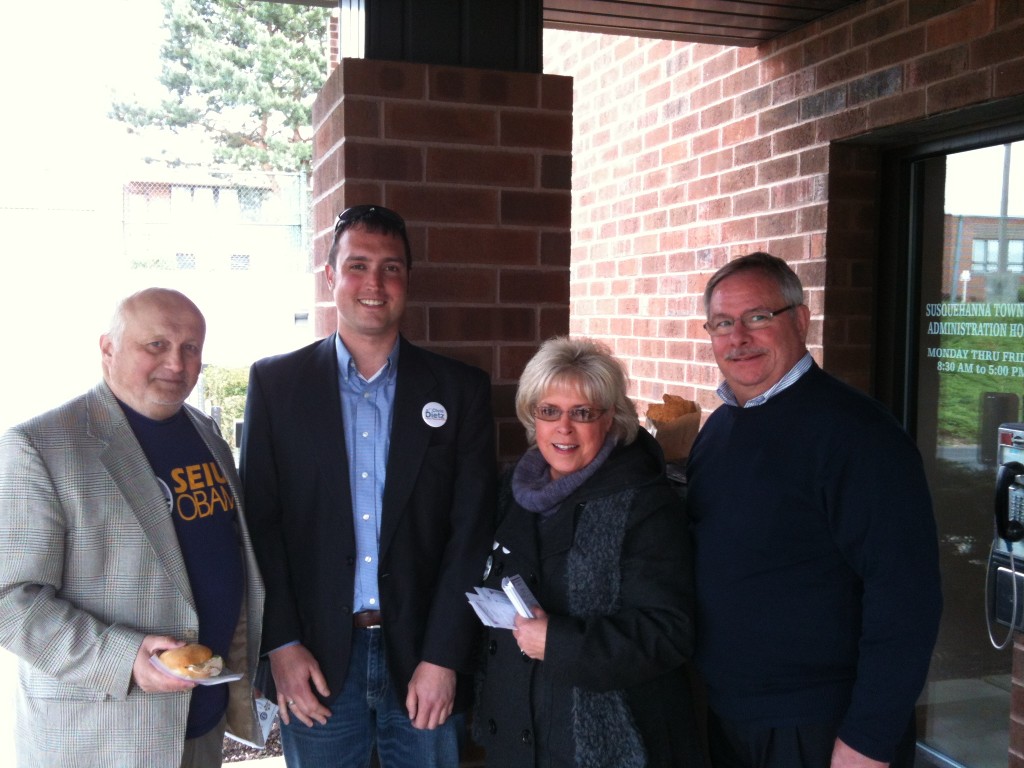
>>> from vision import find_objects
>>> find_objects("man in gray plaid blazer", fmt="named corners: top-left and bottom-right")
top-left (0, 288), bottom-right (265, 768)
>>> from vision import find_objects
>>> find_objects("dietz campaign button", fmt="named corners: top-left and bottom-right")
top-left (422, 402), bottom-right (447, 428)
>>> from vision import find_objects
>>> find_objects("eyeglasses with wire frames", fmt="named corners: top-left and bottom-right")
top-left (703, 304), bottom-right (796, 336)
top-left (334, 205), bottom-right (407, 234)
top-left (532, 404), bottom-right (608, 423)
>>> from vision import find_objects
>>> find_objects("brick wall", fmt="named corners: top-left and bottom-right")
top-left (310, 2), bottom-right (1024, 762)
top-left (542, 0), bottom-right (1024, 414)
top-left (311, 58), bottom-right (573, 463)
top-left (327, 10), bottom-right (338, 73)
top-left (541, 0), bottom-right (1024, 764)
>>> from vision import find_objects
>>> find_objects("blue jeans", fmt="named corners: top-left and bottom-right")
top-left (280, 628), bottom-right (461, 768)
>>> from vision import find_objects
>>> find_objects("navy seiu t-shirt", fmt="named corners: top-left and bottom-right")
top-left (123, 402), bottom-right (245, 739)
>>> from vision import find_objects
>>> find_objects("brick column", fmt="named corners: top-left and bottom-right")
top-left (311, 58), bottom-right (573, 465)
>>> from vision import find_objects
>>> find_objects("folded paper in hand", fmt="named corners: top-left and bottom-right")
top-left (226, 697), bottom-right (278, 749)
top-left (466, 574), bottom-right (541, 629)
top-left (501, 574), bottom-right (539, 618)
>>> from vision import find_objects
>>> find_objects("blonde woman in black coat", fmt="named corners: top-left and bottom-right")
top-left (474, 336), bottom-right (703, 768)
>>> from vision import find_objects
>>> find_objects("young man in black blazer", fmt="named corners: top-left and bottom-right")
top-left (240, 205), bottom-right (496, 767)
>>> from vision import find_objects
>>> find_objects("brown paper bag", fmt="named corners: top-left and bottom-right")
top-left (645, 394), bottom-right (701, 462)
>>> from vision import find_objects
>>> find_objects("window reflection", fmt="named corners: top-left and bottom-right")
top-left (917, 140), bottom-right (1024, 768)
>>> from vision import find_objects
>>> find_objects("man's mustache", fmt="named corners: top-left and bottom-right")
top-left (723, 347), bottom-right (769, 362)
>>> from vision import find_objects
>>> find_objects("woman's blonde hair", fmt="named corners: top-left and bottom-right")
top-left (515, 336), bottom-right (639, 447)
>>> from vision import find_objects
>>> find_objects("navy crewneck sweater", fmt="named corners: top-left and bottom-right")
top-left (686, 363), bottom-right (942, 762)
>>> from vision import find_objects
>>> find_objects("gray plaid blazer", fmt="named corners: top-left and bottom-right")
top-left (0, 382), bottom-right (264, 767)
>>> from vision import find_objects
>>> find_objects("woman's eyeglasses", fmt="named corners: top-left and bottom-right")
top-left (532, 405), bottom-right (608, 423)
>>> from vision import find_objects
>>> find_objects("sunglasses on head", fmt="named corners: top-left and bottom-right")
top-left (334, 205), bottom-right (407, 234)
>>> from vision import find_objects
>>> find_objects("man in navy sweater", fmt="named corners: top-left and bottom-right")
top-left (686, 253), bottom-right (941, 768)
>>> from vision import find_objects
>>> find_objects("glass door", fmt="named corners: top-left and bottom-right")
top-left (914, 140), bottom-right (1024, 768)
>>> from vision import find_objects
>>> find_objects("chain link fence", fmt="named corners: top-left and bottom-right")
top-left (122, 169), bottom-right (311, 275)
top-left (0, 168), bottom-right (316, 438)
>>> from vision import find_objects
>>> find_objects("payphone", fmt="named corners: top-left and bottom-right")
top-left (987, 423), bottom-right (1024, 648)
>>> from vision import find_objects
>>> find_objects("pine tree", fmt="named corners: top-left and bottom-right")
top-left (112, 0), bottom-right (330, 171)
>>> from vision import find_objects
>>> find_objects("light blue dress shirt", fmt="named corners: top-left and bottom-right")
top-left (335, 333), bottom-right (399, 614)
top-left (716, 351), bottom-right (813, 407)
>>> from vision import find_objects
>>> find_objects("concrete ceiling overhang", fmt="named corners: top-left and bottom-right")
top-left (284, 0), bottom-right (863, 47)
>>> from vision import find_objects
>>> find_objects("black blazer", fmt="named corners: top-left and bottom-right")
top-left (239, 335), bottom-right (496, 708)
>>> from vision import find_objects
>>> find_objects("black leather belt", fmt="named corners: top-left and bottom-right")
top-left (353, 610), bottom-right (382, 628)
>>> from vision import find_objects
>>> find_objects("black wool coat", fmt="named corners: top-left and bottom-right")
top-left (473, 429), bottom-right (704, 768)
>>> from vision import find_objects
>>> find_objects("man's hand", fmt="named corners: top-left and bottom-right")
top-left (405, 661), bottom-right (455, 730)
top-left (133, 635), bottom-right (197, 693)
top-left (831, 738), bottom-right (888, 768)
top-left (513, 607), bottom-right (549, 660)
top-left (269, 643), bottom-right (332, 727)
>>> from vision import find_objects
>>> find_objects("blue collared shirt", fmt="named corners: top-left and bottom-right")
top-left (335, 334), bottom-right (399, 613)
top-left (716, 352), bottom-right (813, 408)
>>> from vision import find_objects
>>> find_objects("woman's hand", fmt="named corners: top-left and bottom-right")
top-left (513, 607), bottom-right (549, 660)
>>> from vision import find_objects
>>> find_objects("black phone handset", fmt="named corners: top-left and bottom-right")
top-left (996, 461), bottom-right (1024, 544)
top-left (988, 461), bottom-right (1024, 649)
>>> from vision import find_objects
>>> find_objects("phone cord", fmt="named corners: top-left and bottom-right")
top-left (986, 533), bottom-right (1018, 650)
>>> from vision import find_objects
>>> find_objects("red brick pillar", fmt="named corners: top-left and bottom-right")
top-left (311, 58), bottom-right (573, 465)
